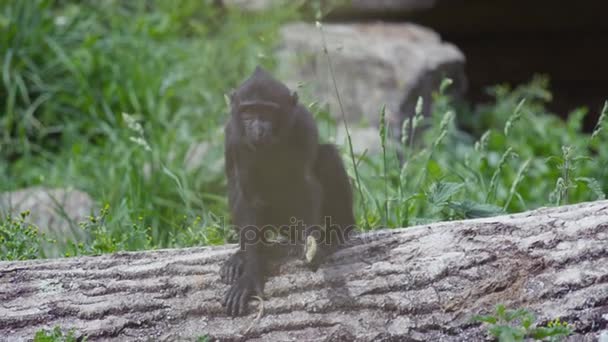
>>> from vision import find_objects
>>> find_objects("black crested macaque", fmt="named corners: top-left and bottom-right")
top-left (220, 66), bottom-right (355, 316)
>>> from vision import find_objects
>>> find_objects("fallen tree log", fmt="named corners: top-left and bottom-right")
top-left (1, 200), bottom-right (608, 341)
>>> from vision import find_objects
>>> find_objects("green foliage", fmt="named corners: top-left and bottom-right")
top-left (1, 0), bottom-right (291, 157)
top-left (0, 0), bottom-right (606, 261)
top-left (0, 0), bottom-right (294, 254)
top-left (473, 304), bottom-right (573, 341)
top-left (0, 211), bottom-right (49, 260)
top-left (197, 335), bottom-right (210, 342)
top-left (345, 76), bottom-right (607, 229)
top-left (33, 326), bottom-right (85, 342)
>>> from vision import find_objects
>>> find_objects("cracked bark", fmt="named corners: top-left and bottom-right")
top-left (1, 200), bottom-right (608, 341)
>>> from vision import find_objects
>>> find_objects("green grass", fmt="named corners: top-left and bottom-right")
top-left (1, 0), bottom-right (296, 255)
top-left (0, 211), bottom-right (49, 260)
top-left (346, 76), bottom-right (607, 229)
top-left (1, 0), bottom-right (607, 260)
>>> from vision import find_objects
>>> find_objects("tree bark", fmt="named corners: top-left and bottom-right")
top-left (1, 201), bottom-right (608, 341)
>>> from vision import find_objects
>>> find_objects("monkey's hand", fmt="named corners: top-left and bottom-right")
top-left (220, 251), bottom-right (245, 284)
top-left (222, 270), bottom-right (264, 317)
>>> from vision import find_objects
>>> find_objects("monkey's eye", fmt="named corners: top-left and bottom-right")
top-left (241, 110), bottom-right (277, 121)
top-left (240, 102), bottom-right (280, 117)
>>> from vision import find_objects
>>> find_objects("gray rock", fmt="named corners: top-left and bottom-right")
top-left (221, 0), bottom-right (289, 11)
top-left (276, 21), bottom-right (466, 141)
top-left (0, 187), bottom-right (94, 257)
top-left (221, 0), bottom-right (436, 15)
top-left (334, 0), bottom-right (437, 16)
top-left (335, 126), bottom-right (382, 155)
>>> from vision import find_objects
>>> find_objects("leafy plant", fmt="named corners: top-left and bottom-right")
top-left (33, 326), bottom-right (85, 342)
top-left (338, 74), bottom-right (607, 230)
top-left (0, 211), bottom-right (50, 260)
top-left (473, 304), bottom-right (573, 341)
top-left (197, 335), bottom-right (210, 342)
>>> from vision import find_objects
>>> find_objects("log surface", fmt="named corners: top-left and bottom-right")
top-left (1, 201), bottom-right (608, 341)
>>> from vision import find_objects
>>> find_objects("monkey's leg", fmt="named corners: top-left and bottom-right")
top-left (308, 144), bottom-right (356, 270)
top-left (283, 176), bottom-right (326, 270)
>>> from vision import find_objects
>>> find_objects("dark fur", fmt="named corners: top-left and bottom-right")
top-left (220, 66), bottom-right (355, 316)
top-left (307, 143), bottom-right (356, 270)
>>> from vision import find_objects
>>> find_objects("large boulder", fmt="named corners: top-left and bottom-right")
top-left (276, 22), bottom-right (466, 147)
top-left (0, 187), bottom-right (94, 257)
top-left (220, 0), bottom-right (288, 11)
top-left (334, 126), bottom-right (383, 155)
top-left (331, 0), bottom-right (437, 17)
top-left (221, 0), bottom-right (437, 16)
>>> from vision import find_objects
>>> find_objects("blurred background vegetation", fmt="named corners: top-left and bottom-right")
top-left (1, 0), bottom-right (606, 260)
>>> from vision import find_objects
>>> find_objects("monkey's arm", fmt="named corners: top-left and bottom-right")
top-left (221, 196), bottom-right (269, 317)
top-left (222, 130), bottom-right (268, 316)
top-left (225, 124), bottom-right (265, 208)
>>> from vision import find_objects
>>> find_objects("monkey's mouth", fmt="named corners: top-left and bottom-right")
top-left (247, 135), bottom-right (279, 151)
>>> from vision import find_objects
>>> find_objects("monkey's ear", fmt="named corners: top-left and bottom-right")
top-left (291, 91), bottom-right (299, 106)
top-left (226, 90), bottom-right (239, 113)
top-left (229, 90), bottom-right (239, 105)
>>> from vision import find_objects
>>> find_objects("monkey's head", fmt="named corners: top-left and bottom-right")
top-left (230, 66), bottom-right (298, 149)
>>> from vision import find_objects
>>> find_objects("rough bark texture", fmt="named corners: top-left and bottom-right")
top-left (2, 201), bottom-right (608, 341)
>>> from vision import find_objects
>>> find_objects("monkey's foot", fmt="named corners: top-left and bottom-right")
top-left (222, 272), bottom-right (264, 317)
top-left (220, 251), bottom-right (245, 284)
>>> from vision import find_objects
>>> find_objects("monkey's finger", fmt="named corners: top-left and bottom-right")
top-left (223, 285), bottom-right (236, 310)
top-left (222, 286), bottom-right (232, 308)
top-left (225, 265), bottom-right (233, 284)
top-left (229, 263), bottom-right (240, 284)
top-left (229, 288), bottom-right (241, 317)
top-left (226, 291), bottom-right (235, 316)
top-left (227, 292), bottom-right (237, 316)
top-left (226, 283), bottom-right (243, 317)
top-left (237, 288), bottom-right (251, 317)
top-left (222, 289), bottom-right (229, 308)
top-left (220, 266), bottom-right (228, 283)
top-left (235, 262), bottom-right (243, 281)
top-left (234, 288), bottom-right (251, 316)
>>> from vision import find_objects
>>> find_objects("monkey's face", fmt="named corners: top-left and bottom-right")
top-left (229, 68), bottom-right (299, 149)
top-left (238, 103), bottom-right (282, 148)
